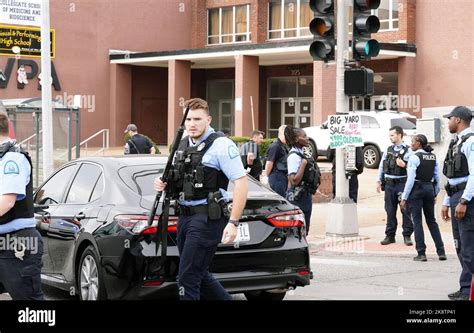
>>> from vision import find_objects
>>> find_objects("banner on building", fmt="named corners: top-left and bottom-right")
top-left (0, 24), bottom-right (55, 58)
top-left (0, 0), bottom-right (42, 27)
top-left (329, 114), bottom-right (363, 149)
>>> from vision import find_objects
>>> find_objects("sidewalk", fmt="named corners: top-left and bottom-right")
top-left (306, 166), bottom-right (456, 257)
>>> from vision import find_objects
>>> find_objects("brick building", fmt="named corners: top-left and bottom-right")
top-left (0, 0), bottom-right (472, 147)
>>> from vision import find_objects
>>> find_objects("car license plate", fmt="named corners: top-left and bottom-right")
top-left (235, 223), bottom-right (250, 242)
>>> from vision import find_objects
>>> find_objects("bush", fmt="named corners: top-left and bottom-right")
top-left (124, 133), bottom-right (161, 154)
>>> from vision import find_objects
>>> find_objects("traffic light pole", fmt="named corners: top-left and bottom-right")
top-left (326, 0), bottom-right (359, 237)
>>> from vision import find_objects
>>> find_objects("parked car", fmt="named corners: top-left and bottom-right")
top-left (34, 155), bottom-right (311, 300)
top-left (303, 111), bottom-right (417, 168)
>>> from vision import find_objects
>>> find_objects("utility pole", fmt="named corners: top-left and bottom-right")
top-left (41, 0), bottom-right (53, 179)
top-left (326, 0), bottom-right (358, 237)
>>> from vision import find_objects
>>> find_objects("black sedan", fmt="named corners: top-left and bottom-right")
top-left (34, 156), bottom-right (311, 300)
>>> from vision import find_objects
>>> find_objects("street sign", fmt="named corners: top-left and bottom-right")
top-left (0, 0), bottom-right (42, 27)
top-left (0, 24), bottom-right (55, 57)
top-left (329, 114), bottom-right (363, 149)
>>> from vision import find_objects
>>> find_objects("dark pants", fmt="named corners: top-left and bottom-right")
top-left (450, 190), bottom-right (474, 296)
top-left (384, 181), bottom-right (413, 238)
top-left (177, 213), bottom-right (231, 300)
top-left (407, 183), bottom-right (445, 256)
top-left (0, 228), bottom-right (44, 300)
top-left (287, 191), bottom-right (313, 235)
top-left (269, 170), bottom-right (288, 197)
top-left (332, 173), bottom-right (359, 203)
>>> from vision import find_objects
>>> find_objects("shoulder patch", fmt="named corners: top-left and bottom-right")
top-left (3, 160), bottom-right (19, 174)
top-left (228, 145), bottom-right (239, 159)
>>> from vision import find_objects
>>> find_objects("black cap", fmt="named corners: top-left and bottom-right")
top-left (443, 106), bottom-right (473, 121)
top-left (124, 124), bottom-right (138, 133)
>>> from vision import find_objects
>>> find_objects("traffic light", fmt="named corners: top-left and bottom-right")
top-left (309, 0), bottom-right (335, 62)
top-left (344, 68), bottom-right (374, 96)
top-left (352, 0), bottom-right (380, 61)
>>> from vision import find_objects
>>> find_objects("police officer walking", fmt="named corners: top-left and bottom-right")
top-left (440, 106), bottom-right (474, 301)
top-left (285, 126), bottom-right (320, 235)
top-left (0, 112), bottom-right (43, 300)
top-left (376, 125), bottom-right (414, 246)
top-left (124, 124), bottom-right (156, 154)
top-left (154, 98), bottom-right (248, 300)
top-left (399, 134), bottom-right (446, 262)
top-left (264, 125), bottom-right (288, 197)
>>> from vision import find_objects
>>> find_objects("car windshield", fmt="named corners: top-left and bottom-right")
top-left (391, 117), bottom-right (416, 130)
top-left (118, 163), bottom-right (272, 201)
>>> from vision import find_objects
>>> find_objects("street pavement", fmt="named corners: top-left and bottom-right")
top-left (0, 162), bottom-right (464, 301)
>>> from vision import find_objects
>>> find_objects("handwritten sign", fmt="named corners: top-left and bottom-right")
top-left (329, 115), bottom-right (363, 149)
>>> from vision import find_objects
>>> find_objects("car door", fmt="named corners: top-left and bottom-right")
top-left (48, 163), bottom-right (104, 280)
top-left (34, 163), bottom-right (78, 273)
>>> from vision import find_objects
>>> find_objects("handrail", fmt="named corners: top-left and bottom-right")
top-left (56, 129), bottom-right (109, 160)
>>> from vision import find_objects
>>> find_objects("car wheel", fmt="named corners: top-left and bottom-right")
top-left (306, 140), bottom-right (318, 160)
top-left (78, 245), bottom-right (107, 300)
top-left (363, 145), bottom-right (381, 169)
top-left (244, 290), bottom-right (287, 301)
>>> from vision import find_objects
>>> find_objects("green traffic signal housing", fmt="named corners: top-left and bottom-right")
top-left (309, 0), bottom-right (335, 62)
top-left (352, 0), bottom-right (381, 60)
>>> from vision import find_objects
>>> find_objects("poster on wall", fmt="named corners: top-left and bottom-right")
top-left (0, 0), bottom-right (42, 27)
top-left (0, 24), bottom-right (55, 57)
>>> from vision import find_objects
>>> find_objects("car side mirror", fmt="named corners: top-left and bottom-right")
top-left (321, 124), bottom-right (328, 130)
top-left (34, 203), bottom-right (49, 213)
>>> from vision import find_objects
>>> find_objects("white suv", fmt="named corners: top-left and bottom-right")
top-left (303, 111), bottom-right (417, 168)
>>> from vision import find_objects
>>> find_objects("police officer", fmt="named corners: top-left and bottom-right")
top-left (399, 134), bottom-right (446, 262)
top-left (0, 111), bottom-right (43, 300)
top-left (124, 124), bottom-right (156, 154)
top-left (440, 106), bottom-right (474, 301)
top-left (285, 126), bottom-right (320, 235)
top-left (377, 125), bottom-right (414, 246)
top-left (240, 130), bottom-right (264, 180)
top-left (154, 98), bottom-right (248, 300)
top-left (264, 125), bottom-right (289, 197)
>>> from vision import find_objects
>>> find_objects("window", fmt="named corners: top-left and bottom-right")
top-left (90, 174), bottom-right (104, 202)
top-left (268, 0), bottom-right (311, 39)
top-left (208, 5), bottom-right (250, 45)
top-left (373, 0), bottom-right (399, 31)
top-left (65, 163), bottom-right (102, 204)
top-left (35, 165), bottom-right (77, 205)
top-left (361, 116), bottom-right (380, 129)
top-left (391, 118), bottom-right (416, 130)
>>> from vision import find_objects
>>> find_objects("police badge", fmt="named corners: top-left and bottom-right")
top-left (197, 142), bottom-right (206, 151)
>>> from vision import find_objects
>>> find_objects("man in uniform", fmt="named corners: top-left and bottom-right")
top-left (124, 124), bottom-right (156, 154)
top-left (376, 126), bottom-right (414, 246)
top-left (240, 130), bottom-right (264, 180)
top-left (264, 125), bottom-right (289, 197)
top-left (154, 98), bottom-right (248, 300)
top-left (440, 106), bottom-right (474, 301)
top-left (0, 111), bottom-right (43, 300)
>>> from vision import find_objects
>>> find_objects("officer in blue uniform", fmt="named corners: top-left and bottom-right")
top-left (399, 134), bottom-right (446, 262)
top-left (264, 125), bottom-right (289, 197)
top-left (285, 126), bottom-right (320, 235)
top-left (440, 106), bottom-right (474, 301)
top-left (0, 112), bottom-right (43, 300)
top-left (376, 125), bottom-right (414, 246)
top-left (154, 98), bottom-right (248, 300)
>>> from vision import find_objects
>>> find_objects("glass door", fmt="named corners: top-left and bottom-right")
top-left (297, 99), bottom-right (312, 128)
top-left (219, 100), bottom-right (234, 135)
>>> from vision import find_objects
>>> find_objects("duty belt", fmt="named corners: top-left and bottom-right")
top-left (177, 204), bottom-right (208, 216)
top-left (384, 177), bottom-right (407, 186)
top-left (444, 182), bottom-right (467, 196)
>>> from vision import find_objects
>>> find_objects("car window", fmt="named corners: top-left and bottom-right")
top-left (89, 173), bottom-right (104, 202)
top-left (361, 116), bottom-right (370, 128)
top-left (65, 163), bottom-right (102, 204)
top-left (391, 117), bottom-right (416, 130)
top-left (35, 164), bottom-right (77, 204)
top-left (368, 117), bottom-right (380, 128)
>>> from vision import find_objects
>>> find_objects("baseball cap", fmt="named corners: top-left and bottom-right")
top-left (443, 106), bottom-right (473, 121)
top-left (124, 124), bottom-right (137, 133)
